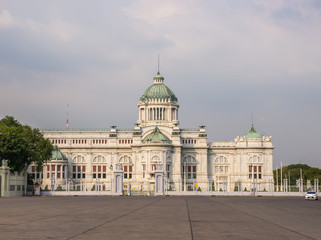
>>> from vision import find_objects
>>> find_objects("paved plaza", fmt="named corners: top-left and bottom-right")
top-left (0, 196), bottom-right (320, 240)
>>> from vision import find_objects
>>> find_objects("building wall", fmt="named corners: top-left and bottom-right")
top-left (0, 160), bottom-right (27, 197)
top-left (36, 126), bottom-right (273, 192)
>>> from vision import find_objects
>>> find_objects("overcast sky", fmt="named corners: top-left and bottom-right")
top-left (1, 0), bottom-right (321, 168)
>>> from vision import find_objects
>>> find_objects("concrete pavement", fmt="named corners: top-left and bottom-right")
top-left (0, 196), bottom-right (320, 239)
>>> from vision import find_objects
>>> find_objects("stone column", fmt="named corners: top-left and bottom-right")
top-left (155, 164), bottom-right (164, 195)
top-left (113, 164), bottom-right (123, 195)
top-left (0, 160), bottom-right (10, 197)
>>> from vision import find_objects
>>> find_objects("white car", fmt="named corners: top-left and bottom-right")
top-left (305, 191), bottom-right (318, 200)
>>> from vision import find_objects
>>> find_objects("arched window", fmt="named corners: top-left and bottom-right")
top-left (73, 155), bottom-right (86, 163)
top-left (182, 156), bottom-right (197, 179)
top-left (119, 155), bottom-right (133, 179)
top-left (93, 155), bottom-right (106, 163)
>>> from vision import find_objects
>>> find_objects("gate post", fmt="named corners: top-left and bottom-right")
top-left (155, 164), bottom-right (164, 195)
top-left (113, 164), bottom-right (123, 195)
top-left (0, 160), bottom-right (10, 197)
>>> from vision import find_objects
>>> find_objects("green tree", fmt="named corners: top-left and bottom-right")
top-left (304, 168), bottom-right (321, 183)
top-left (0, 116), bottom-right (53, 172)
top-left (273, 164), bottom-right (321, 185)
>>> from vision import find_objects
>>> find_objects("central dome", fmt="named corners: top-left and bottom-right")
top-left (140, 72), bottom-right (178, 102)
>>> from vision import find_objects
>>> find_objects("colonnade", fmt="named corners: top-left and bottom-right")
top-left (139, 107), bottom-right (178, 121)
top-left (148, 107), bottom-right (167, 120)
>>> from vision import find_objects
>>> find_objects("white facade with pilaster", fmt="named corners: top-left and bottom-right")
top-left (32, 72), bottom-right (273, 193)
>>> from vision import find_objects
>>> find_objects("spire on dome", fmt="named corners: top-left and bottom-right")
top-left (244, 124), bottom-right (263, 138)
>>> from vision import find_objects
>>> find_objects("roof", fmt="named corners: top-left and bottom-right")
top-left (244, 125), bottom-right (263, 138)
top-left (140, 72), bottom-right (178, 102)
top-left (143, 126), bottom-right (171, 143)
top-left (41, 128), bottom-right (135, 132)
top-left (51, 145), bottom-right (68, 160)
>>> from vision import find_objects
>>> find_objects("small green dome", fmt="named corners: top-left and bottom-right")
top-left (244, 125), bottom-right (263, 138)
top-left (140, 72), bottom-right (178, 102)
top-left (143, 126), bottom-right (171, 143)
top-left (51, 145), bottom-right (68, 160)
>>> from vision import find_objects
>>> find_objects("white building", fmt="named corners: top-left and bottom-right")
top-left (32, 72), bottom-right (274, 192)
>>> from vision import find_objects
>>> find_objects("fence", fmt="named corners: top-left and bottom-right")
top-left (0, 160), bottom-right (27, 197)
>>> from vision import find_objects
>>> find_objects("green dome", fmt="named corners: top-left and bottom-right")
top-left (51, 145), bottom-right (68, 160)
top-left (140, 72), bottom-right (178, 102)
top-left (244, 125), bottom-right (263, 138)
top-left (143, 126), bottom-right (171, 143)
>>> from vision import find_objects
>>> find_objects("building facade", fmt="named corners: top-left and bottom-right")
top-left (32, 72), bottom-right (274, 192)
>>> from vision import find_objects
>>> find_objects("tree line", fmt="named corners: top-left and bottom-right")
top-left (274, 164), bottom-right (321, 185)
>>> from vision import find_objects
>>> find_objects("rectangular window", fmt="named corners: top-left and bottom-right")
top-left (259, 174), bottom-right (262, 179)
top-left (254, 166), bottom-right (257, 172)
top-left (186, 165), bottom-right (197, 179)
top-left (93, 166), bottom-right (96, 172)
top-left (103, 166), bottom-right (106, 172)
top-left (98, 166), bottom-right (101, 172)
top-left (258, 166), bottom-right (262, 172)
top-left (52, 165), bottom-right (55, 171)
top-left (103, 173), bottom-right (106, 178)
top-left (98, 173), bottom-right (101, 178)
top-left (143, 164), bottom-right (146, 171)
top-left (93, 173), bottom-right (96, 178)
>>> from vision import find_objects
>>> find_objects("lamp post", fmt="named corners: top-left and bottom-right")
top-left (280, 162), bottom-right (283, 192)
top-left (184, 162), bottom-right (187, 192)
top-left (249, 163), bottom-right (254, 195)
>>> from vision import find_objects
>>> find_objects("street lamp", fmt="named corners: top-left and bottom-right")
top-left (184, 162), bottom-right (187, 192)
top-left (250, 163), bottom-right (254, 195)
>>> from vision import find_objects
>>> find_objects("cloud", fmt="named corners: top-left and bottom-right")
top-left (0, 9), bottom-right (13, 28)
top-left (26, 18), bottom-right (78, 42)
top-left (0, 0), bottom-right (321, 167)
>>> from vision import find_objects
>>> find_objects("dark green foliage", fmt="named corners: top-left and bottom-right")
top-left (274, 164), bottom-right (321, 185)
top-left (0, 116), bottom-right (53, 172)
top-left (197, 187), bottom-right (201, 191)
top-left (234, 185), bottom-right (238, 192)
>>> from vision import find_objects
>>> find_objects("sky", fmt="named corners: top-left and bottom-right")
top-left (0, 0), bottom-right (321, 168)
